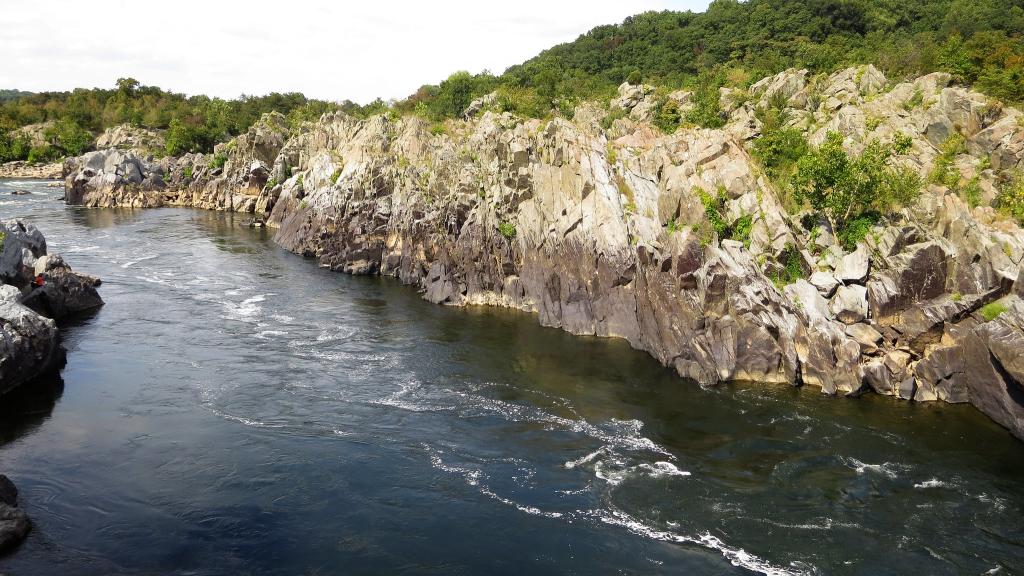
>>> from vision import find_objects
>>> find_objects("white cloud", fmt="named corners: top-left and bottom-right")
top-left (0, 0), bottom-right (710, 102)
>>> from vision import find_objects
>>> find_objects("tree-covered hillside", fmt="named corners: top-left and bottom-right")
top-left (0, 90), bottom-right (33, 103)
top-left (0, 79), bottom-right (339, 162)
top-left (3, 0), bottom-right (1023, 164)
top-left (403, 0), bottom-right (1024, 121)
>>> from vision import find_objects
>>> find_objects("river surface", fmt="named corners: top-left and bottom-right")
top-left (1, 179), bottom-right (1023, 576)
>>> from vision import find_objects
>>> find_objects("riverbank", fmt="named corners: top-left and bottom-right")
top-left (59, 66), bottom-right (1024, 441)
top-left (0, 162), bottom-right (62, 180)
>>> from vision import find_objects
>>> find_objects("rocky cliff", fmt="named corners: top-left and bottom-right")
top-left (62, 66), bottom-right (1024, 440)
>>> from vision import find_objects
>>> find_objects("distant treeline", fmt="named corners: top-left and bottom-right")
top-left (3, 0), bottom-right (1023, 162)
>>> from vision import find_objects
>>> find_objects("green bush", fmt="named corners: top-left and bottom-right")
top-left (330, 168), bottom-right (343, 185)
top-left (685, 72), bottom-right (726, 129)
top-left (498, 221), bottom-right (517, 239)
top-left (980, 300), bottom-right (1009, 322)
top-left (626, 70), bottom-right (643, 85)
top-left (963, 176), bottom-right (983, 208)
top-left (770, 244), bottom-right (806, 289)
top-left (752, 106), bottom-right (808, 182)
top-left (429, 71), bottom-right (479, 119)
top-left (182, 166), bottom-right (193, 181)
top-left (45, 119), bottom-right (92, 156)
top-left (903, 89), bottom-right (924, 111)
top-left (792, 131), bottom-right (921, 245)
top-left (0, 230), bottom-right (5, 252)
top-left (929, 134), bottom-right (967, 189)
top-left (731, 214), bottom-right (753, 248)
top-left (697, 186), bottom-right (752, 246)
top-left (27, 145), bottom-right (59, 163)
top-left (698, 187), bottom-right (729, 237)
top-left (600, 107), bottom-right (629, 130)
top-left (208, 153), bottom-right (228, 170)
top-left (495, 85), bottom-right (550, 119)
top-left (837, 212), bottom-right (880, 251)
top-left (652, 97), bottom-right (682, 134)
top-left (0, 132), bottom-right (31, 162)
top-left (997, 173), bottom-right (1024, 225)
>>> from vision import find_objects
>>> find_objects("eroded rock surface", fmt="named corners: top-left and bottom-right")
top-left (62, 67), bottom-right (1024, 440)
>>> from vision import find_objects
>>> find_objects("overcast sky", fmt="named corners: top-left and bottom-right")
top-left (2, 0), bottom-right (710, 103)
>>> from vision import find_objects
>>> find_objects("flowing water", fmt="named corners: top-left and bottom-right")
top-left (1, 179), bottom-right (1023, 576)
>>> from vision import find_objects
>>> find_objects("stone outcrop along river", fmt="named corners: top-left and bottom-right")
top-left (63, 66), bottom-right (1024, 440)
top-left (0, 219), bottom-right (104, 395)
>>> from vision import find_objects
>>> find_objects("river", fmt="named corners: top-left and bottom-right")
top-left (1, 178), bottom-right (1023, 575)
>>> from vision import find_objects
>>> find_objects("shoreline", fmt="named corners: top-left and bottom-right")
top-left (0, 162), bottom-right (63, 180)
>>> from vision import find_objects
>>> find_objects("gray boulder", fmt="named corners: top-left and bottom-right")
top-left (0, 298), bottom-right (61, 395)
top-left (836, 244), bottom-right (870, 284)
top-left (0, 220), bottom-right (47, 286)
top-left (0, 475), bottom-right (29, 554)
top-left (808, 271), bottom-right (839, 297)
top-left (831, 285), bottom-right (869, 324)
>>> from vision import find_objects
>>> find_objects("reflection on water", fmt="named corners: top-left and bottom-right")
top-left (1, 179), bottom-right (1023, 576)
top-left (0, 373), bottom-right (64, 447)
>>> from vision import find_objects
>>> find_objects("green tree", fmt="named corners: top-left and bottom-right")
top-left (431, 71), bottom-right (477, 119)
top-left (792, 131), bottom-right (919, 242)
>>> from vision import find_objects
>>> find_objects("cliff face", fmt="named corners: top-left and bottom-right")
top-left (63, 66), bottom-right (1024, 440)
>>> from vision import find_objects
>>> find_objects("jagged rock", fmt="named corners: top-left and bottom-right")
top-left (1, 220), bottom-right (101, 395)
top-left (868, 241), bottom-right (949, 322)
top-left (0, 476), bottom-right (16, 507)
top-left (750, 68), bottom-right (807, 108)
top-left (845, 322), bottom-right (882, 353)
top-left (0, 297), bottom-right (61, 395)
top-left (808, 271), bottom-right (839, 297)
top-left (20, 265), bottom-right (103, 319)
top-left (831, 285), bottom-right (868, 324)
top-left (0, 220), bottom-right (47, 286)
top-left (95, 124), bottom-right (165, 153)
top-left (611, 82), bottom-right (655, 112)
top-left (836, 244), bottom-right (869, 283)
top-left (463, 92), bottom-right (497, 119)
top-left (64, 149), bottom-right (165, 208)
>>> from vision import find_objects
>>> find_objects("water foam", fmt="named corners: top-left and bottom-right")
top-left (590, 509), bottom-right (811, 576)
top-left (913, 478), bottom-right (951, 489)
top-left (840, 456), bottom-right (906, 479)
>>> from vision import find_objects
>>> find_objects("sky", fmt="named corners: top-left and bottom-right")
top-left (1, 0), bottom-right (711, 103)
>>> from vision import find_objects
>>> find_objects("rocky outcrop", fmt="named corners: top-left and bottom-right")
top-left (61, 67), bottom-right (1024, 440)
top-left (0, 474), bottom-right (30, 555)
top-left (63, 112), bottom-right (292, 213)
top-left (1, 219), bottom-right (103, 395)
top-left (0, 285), bottom-right (61, 396)
top-left (94, 124), bottom-right (165, 155)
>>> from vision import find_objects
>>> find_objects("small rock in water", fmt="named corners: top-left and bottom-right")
top-left (10, 190), bottom-right (30, 196)
top-left (0, 475), bottom-right (30, 555)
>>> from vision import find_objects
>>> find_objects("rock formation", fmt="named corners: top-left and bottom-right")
top-left (62, 66), bottom-right (1024, 440)
top-left (0, 219), bottom-right (103, 395)
top-left (0, 475), bottom-right (29, 555)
